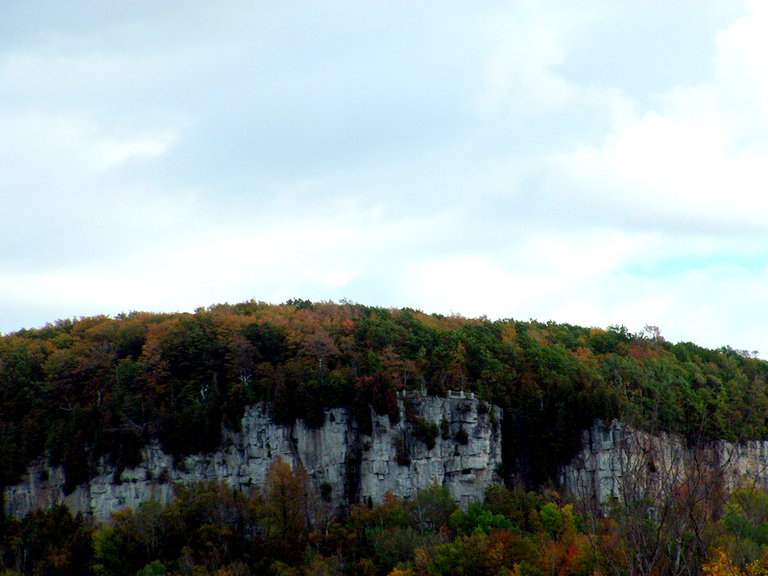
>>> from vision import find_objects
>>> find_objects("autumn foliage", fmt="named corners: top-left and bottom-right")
top-left (3, 300), bottom-right (768, 573)
top-left (4, 299), bottom-right (767, 495)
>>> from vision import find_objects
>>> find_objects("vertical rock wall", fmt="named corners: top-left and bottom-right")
top-left (4, 397), bottom-right (502, 522)
top-left (560, 420), bottom-right (689, 505)
top-left (361, 395), bottom-right (502, 508)
top-left (561, 420), bottom-right (768, 506)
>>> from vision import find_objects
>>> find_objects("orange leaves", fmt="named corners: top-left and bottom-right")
top-left (341, 319), bottom-right (356, 334)
top-left (263, 457), bottom-right (311, 541)
top-left (703, 549), bottom-right (745, 576)
top-left (625, 342), bottom-right (659, 361)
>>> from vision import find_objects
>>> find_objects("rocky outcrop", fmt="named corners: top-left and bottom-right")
top-left (561, 420), bottom-right (768, 506)
top-left (560, 420), bottom-right (689, 505)
top-left (4, 396), bottom-right (502, 522)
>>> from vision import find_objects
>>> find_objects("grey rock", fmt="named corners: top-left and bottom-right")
top-left (4, 397), bottom-right (502, 522)
top-left (562, 420), bottom-right (768, 505)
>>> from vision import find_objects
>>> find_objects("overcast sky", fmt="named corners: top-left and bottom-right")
top-left (3, 0), bottom-right (768, 353)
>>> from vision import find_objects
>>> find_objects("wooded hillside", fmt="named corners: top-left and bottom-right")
top-left (3, 299), bottom-right (768, 494)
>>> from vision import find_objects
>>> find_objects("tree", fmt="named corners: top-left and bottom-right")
top-left (575, 423), bottom-right (725, 576)
top-left (263, 457), bottom-right (310, 548)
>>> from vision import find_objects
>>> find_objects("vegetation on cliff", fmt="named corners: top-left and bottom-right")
top-left (2, 299), bottom-right (768, 492)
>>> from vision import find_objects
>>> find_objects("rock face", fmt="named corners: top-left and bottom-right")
top-left (561, 420), bottom-right (768, 505)
top-left (4, 396), bottom-right (502, 522)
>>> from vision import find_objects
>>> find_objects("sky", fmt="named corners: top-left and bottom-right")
top-left (2, 0), bottom-right (768, 354)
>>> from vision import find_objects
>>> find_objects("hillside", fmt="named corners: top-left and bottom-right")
top-left (5, 300), bottom-right (768, 575)
top-left (2, 299), bottom-right (767, 494)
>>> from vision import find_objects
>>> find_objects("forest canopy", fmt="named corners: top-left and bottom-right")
top-left (2, 299), bottom-right (768, 492)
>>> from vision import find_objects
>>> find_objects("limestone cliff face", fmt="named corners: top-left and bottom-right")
top-left (4, 396), bottom-right (502, 522)
top-left (561, 420), bottom-right (768, 505)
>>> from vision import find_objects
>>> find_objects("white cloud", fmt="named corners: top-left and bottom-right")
top-left (471, 4), bottom-right (576, 120)
top-left (0, 110), bottom-right (181, 190)
top-left (545, 1), bottom-right (768, 236)
top-left (714, 0), bottom-right (768, 132)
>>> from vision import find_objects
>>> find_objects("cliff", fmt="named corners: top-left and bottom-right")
top-left (561, 420), bottom-right (768, 506)
top-left (4, 395), bottom-right (502, 522)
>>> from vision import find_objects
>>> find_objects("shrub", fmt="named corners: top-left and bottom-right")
top-left (455, 425), bottom-right (469, 446)
top-left (394, 437), bottom-right (411, 466)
